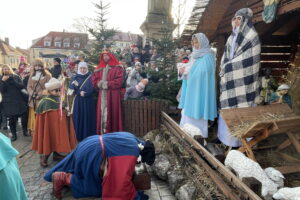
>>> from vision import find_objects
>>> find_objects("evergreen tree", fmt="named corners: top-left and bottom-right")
top-left (85, 0), bottom-right (116, 67)
top-left (145, 27), bottom-right (181, 106)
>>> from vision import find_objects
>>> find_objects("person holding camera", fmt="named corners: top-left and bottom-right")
top-left (0, 65), bottom-right (28, 141)
top-left (27, 59), bottom-right (52, 135)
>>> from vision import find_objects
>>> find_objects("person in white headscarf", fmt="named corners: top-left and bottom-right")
top-left (179, 33), bottom-right (217, 142)
top-left (68, 62), bottom-right (96, 141)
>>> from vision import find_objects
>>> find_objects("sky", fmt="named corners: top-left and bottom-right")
top-left (0, 0), bottom-right (194, 49)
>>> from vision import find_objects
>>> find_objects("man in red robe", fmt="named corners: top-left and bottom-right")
top-left (91, 50), bottom-right (124, 134)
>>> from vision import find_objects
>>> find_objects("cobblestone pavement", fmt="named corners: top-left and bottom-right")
top-left (2, 126), bottom-right (176, 200)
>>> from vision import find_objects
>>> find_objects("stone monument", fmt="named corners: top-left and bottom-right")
top-left (140, 0), bottom-right (176, 42)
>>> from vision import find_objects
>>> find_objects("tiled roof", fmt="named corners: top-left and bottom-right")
top-left (31, 31), bottom-right (88, 50)
top-left (0, 39), bottom-right (21, 56)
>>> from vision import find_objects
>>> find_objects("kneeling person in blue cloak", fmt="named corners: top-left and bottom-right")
top-left (44, 132), bottom-right (155, 199)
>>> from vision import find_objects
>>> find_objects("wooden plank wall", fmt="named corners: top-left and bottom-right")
top-left (122, 100), bottom-right (167, 137)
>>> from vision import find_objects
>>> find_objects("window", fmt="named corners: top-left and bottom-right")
top-left (55, 42), bottom-right (61, 47)
top-left (44, 41), bottom-right (51, 47)
top-left (74, 43), bottom-right (80, 48)
top-left (63, 43), bottom-right (70, 48)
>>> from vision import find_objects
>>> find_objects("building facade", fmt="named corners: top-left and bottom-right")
top-left (0, 38), bottom-right (29, 68)
top-left (30, 31), bottom-right (88, 64)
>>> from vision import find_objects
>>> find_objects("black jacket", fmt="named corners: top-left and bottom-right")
top-left (51, 65), bottom-right (62, 79)
top-left (0, 74), bottom-right (27, 116)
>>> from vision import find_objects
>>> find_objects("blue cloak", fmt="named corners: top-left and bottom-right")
top-left (182, 54), bottom-right (217, 121)
top-left (69, 73), bottom-right (96, 141)
top-left (44, 132), bottom-right (144, 199)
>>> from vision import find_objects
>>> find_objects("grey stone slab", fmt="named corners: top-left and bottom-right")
top-left (158, 186), bottom-right (173, 197)
top-left (145, 190), bottom-right (161, 200)
top-left (161, 196), bottom-right (177, 200)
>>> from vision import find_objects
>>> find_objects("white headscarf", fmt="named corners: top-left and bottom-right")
top-left (77, 62), bottom-right (88, 75)
top-left (191, 33), bottom-right (213, 59)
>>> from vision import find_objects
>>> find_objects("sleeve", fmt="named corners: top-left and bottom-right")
top-left (269, 93), bottom-right (279, 104)
top-left (69, 76), bottom-right (79, 91)
top-left (27, 77), bottom-right (34, 97)
top-left (0, 79), bottom-right (6, 93)
top-left (91, 71), bottom-right (101, 89)
top-left (10, 75), bottom-right (25, 89)
top-left (107, 67), bottom-right (124, 89)
top-left (124, 87), bottom-right (134, 100)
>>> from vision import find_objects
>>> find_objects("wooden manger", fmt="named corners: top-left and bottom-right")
top-left (220, 104), bottom-right (300, 174)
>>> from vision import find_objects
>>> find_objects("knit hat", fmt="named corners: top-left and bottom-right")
top-left (54, 58), bottom-right (61, 64)
top-left (277, 84), bottom-right (290, 91)
top-left (20, 56), bottom-right (25, 62)
top-left (135, 61), bottom-right (141, 66)
top-left (45, 78), bottom-right (62, 91)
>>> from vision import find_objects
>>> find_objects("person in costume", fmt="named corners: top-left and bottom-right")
top-left (269, 84), bottom-right (292, 108)
top-left (0, 64), bottom-right (28, 141)
top-left (69, 62), bottom-right (96, 142)
top-left (91, 50), bottom-right (124, 134)
top-left (218, 8), bottom-right (261, 147)
top-left (179, 33), bottom-right (217, 140)
top-left (27, 59), bottom-right (52, 136)
top-left (0, 133), bottom-right (28, 200)
top-left (32, 78), bottom-right (77, 167)
top-left (44, 132), bottom-right (155, 199)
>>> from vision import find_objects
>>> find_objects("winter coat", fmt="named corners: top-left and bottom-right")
top-left (0, 74), bottom-right (27, 117)
top-left (50, 65), bottom-right (62, 79)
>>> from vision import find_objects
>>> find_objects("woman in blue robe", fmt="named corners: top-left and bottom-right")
top-left (44, 132), bottom-right (155, 199)
top-left (179, 33), bottom-right (217, 138)
top-left (69, 62), bottom-right (96, 142)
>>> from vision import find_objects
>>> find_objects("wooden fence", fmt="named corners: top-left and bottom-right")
top-left (122, 100), bottom-right (167, 137)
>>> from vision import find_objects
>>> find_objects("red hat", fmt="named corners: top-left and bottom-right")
top-left (182, 59), bottom-right (189, 63)
top-left (20, 56), bottom-right (25, 62)
top-left (96, 50), bottom-right (119, 69)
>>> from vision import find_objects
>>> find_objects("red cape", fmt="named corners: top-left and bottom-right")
top-left (97, 52), bottom-right (119, 69)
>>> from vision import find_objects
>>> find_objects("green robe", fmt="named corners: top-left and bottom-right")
top-left (0, 133), bottom-right (28, 200)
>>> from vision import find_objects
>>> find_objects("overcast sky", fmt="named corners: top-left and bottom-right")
top-left (0, 0), bottom-right (194, 49)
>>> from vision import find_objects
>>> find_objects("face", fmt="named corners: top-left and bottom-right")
top-left (232, 15), bottom-right (242, 28)
top-left (34, 65), bottom-right (43, 71)
top-left (134, 47), bottom-right (139, 53)
top-left (279, 89), bottom-right (288, 95)
top-left (49, 88), bottom-right (61, 96)
top-left (192, 37), bottom-right (200, 49)
top-left (79, 67), bottom-right (87, 74)
top-left (103, 54), bottom-right (110, 63)
top-left (53, 60), bottom-right (59, 65)
top-left (2, 67), bottom-right (10, 75)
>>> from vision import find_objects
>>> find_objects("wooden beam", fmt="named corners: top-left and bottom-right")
top-left (163, 121), bottom-right (241, 200)
top-left (275, 165), bottom-right (300, 174)
top-left (277, 134), bottom-right (300, 151)
top-left (287, 131), bottom-right (300, 154)
top-left (162, 112), bottom-right (262, 200)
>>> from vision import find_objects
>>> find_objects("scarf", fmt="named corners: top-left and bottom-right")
top-left (191, 33), bottom-right (213, 59)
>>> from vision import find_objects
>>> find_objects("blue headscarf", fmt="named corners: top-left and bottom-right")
top-left (192, 33), bottom-right (213, 59)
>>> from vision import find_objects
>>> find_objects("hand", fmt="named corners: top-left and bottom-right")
top-left (179, 67), bottom-right (185, 75)
top-left (80, 91), bottom-right (85, 97)
top-left (2, 75), bottom-right (9, 81)
top-left (97, 80), bottom-right (104, 89)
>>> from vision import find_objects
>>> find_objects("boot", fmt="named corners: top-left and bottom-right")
top-left (40, 154), bottom-right (50, 168)
top-left (11, 131), bottom-right (17, 142)
top-left (52, 172), bottom-right (72, 199)
top-left (23, 129), bottom-right (29, 137)
top-left (53, 152), bottom-right (65, 161)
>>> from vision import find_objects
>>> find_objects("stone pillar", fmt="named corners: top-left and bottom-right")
top-left (141, 0), bottom-right (176, 42)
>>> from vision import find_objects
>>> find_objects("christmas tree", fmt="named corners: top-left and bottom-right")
top-left (85, 0), bottom-right (116, 67)
top-left (145, 27), bottom-right (181, 106)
